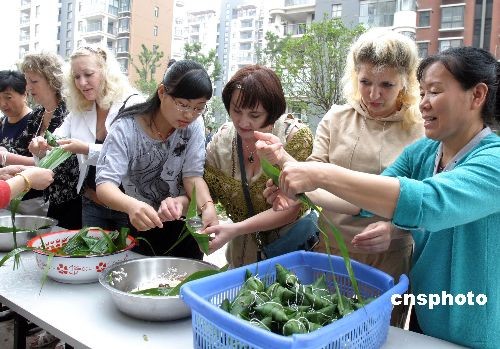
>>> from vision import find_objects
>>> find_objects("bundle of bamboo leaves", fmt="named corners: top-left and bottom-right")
top-left (220, 264), bottom-right (372, 336)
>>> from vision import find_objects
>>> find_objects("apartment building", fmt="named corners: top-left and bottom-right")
top-left (416, 0), bottom-right (500, 59)
top-left (73, 0), bottom-right (175, 84)
top-left (18, 0), bottom-right (60, 59)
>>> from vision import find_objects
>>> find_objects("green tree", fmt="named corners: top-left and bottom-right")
top-left (258, 18), bottom-right (365, 116)
top-left (130, 44), bottom-right (165, 96)
top-left (183, 42), bottom-right (222, 83)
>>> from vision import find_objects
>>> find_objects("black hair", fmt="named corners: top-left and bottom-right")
top-left (221, 65), bottom-right (286, 127)
top-left (116, 60), bottom-right (212, 120)
top-left (417, 47), bottom-right (500, 127)
top-left (0, 70), bottom-right (27, 94)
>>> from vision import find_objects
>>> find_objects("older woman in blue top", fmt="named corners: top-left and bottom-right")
top-left (96, 60), bottom-right (217, 258)
top-left (264, 47), bottom-right (500, 348)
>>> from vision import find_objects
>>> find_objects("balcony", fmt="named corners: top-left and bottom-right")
top-left (285, 0), bottom-right (314, 6)
top-left (20, 17), bottom-right (30, 27)
top-left (80, 4), bottom-right (118, 19)
top-left (284, 22), bottom-right (307, 36)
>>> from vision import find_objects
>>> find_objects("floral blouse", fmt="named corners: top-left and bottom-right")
top-left (20, 102), bottom-right (80, 205)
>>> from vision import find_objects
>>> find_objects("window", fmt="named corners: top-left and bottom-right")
top-left (78, 21), bottom-right (83, 32)
top-left (153, 26), bottom-right (158, 36)
top-left (35, 5), bottom-right (40, 17)
top-left (417, 42), bottom-right (429, 58)
top-left (418, 10), bottom-right (430, 27)
top-left (439, 39), bottom-right (462, 51)
top-left (118, 58), bottom-right (128, 73)
top-left (154, 6), bottom-right (159, 17)
top-left (397, 0), bottom-right (415, 11)
top-left (117, 38), bottom-right (129, 52)
top-left (118, 18), bottom-right (129, 32)
top-left (67, 3), bottom-right (73, 12)
top-left (240, 42), bottom-right (251, 50)
top-left (359, 0), bottom-right (396, 28)
top-left (34, 42), bottom-right (39, 51)
top-left (35, 24), bottom-right (39, 36)
top-left (332, 4), bottom-right (342, 19)
top-left (441, 6), bottom-right (464, 29)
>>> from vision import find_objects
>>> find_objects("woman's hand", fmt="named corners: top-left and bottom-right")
top-left (21, 167), bottom-right (54, 190)
top-left (201, 202), bottom-right (219, 229)
top-left (0, 165), bottom-right (28, 180)
top-left (254, 131), bottom-right (285, 166)
top-left (57, 138), bottom-right (89, 155)
top-left (279, 161), bottom-right (322, 199)
top-left (126, 199), bottom-right (163, 231)
top-left (263, 179), bottom-right (301, 211)
top-left (28, 136), bottom-right (51, 158)
top-left (351, 221), bottom-right (393, 253)
top-left (203, 223), bottom-right (238, 254)
top-left (158, 196), bottom-right (188, 221)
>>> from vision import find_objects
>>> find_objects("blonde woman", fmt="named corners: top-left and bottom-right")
top-left (256, 28), bottom-right (424, 327)
top-left (29, 45), bottom-right (143, 230)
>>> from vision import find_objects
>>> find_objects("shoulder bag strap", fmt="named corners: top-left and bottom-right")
top-left (237, 135), bottom-right (265, 261)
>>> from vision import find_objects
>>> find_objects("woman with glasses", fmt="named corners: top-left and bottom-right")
top-left (29, 45), bottom-right (143, 230)
top-left (202, 65), bottom-right (313, 267)
top-left (95, 60), bottom-right (218, 258)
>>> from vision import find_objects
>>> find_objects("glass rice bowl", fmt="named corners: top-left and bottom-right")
top-left (27, 229), bottom-right (137, 284)
top-left (99, 257), bottom-right (218, 321)
top-left (0, 215), bottom-right (58, 251)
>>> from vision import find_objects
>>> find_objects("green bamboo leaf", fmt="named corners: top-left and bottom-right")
top-left (166, 185), bottom-right (210, 255)
top-left (166, 268), bottom-right (223, 296)
top-left (260, 157), bottom-right (363, 304)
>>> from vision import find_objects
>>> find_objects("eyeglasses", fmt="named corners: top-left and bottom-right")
top-left (170, 95), bottom-right (207, 116)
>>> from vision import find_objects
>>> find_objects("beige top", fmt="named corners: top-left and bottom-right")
top-left (205, 114), bottom-right (313, 266)
top-left (309, 102), bottom-right (424, 253)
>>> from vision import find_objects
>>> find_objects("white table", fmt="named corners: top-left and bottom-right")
top-left (0, 252), bottom-right (464, 349)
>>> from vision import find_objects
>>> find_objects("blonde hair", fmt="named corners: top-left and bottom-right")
top-left (342, 28), bottom-right (421, 129)
top-left (64, 45), bottom-right (132, 112)
top-left (19, 51), bottom-right (64, 100)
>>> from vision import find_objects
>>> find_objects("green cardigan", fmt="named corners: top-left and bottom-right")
top-left (384, 133), bottom-right (500, 348)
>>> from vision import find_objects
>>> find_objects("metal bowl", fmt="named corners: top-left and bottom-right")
top-left (0, 215), bottom-right (58, 251)
top-left (99, 257), bottom-right (218, 321)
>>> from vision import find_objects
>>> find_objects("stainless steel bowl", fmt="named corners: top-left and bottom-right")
top-left (0, 215), bottom-right (58, 251)
top-left (99, 257), bottom-right (218, 321)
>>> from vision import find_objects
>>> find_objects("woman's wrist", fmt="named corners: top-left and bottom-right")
top-left (16, 172), bottom-right (32, 193)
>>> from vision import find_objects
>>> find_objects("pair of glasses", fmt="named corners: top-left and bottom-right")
top-left (170, 95), bottom-right (207, 116)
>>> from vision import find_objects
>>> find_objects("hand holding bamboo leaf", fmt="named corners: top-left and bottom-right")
top-left (260, 158), bottom-right (363, 303)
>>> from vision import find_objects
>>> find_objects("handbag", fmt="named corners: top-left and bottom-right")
top-left (262, 209), bottom-right (320, 259)
top-left (236, 135), bottom-right (320, 261)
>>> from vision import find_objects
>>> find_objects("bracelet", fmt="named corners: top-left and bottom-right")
top-left (201, 200), bottom-right (213, 211)
top-left (15, 172), bottom-right (32, 193)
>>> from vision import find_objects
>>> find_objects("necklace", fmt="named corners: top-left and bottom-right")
top-left (244, 143), bottom-right (256, 163)
top-left (44, 107), bottom-right (57, 114)
top-left (150, 115), bottom-right (174, 141)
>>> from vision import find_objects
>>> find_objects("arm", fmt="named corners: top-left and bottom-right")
top-left (183, 176), bottom-right (218, 228)
top-left (95, 118), bottom-right (162, 231)
top-left (2, 152), bottom-right (35, 166)
top-left (2, 167), bottom-right (54, 205)
top-left (97, 182), bottom-right (162, 231)
top-left (279, 161), bottom-right (400, 219)
top-left (205, 205), bottom-right (301, 252)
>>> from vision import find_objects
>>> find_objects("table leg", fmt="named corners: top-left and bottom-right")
top-left (13, 312), bottom-right (27, 349)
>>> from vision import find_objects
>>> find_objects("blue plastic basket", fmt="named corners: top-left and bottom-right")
top-left (181, 251), bottom-right (409, 349)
